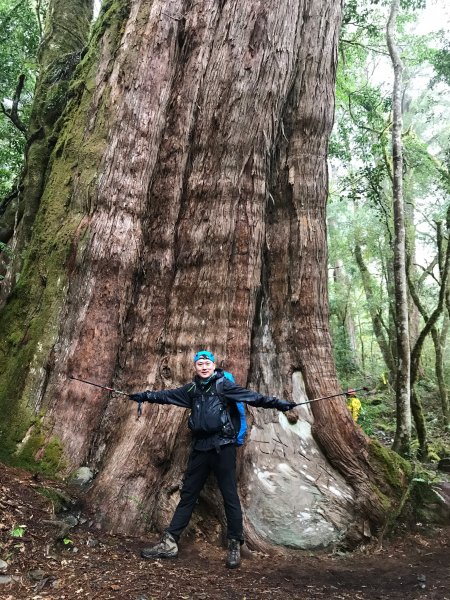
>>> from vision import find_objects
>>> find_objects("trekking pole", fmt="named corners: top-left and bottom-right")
top-left (69, 375), bottom-right (143, 417)
top-left (292, 386), bottom-right (369, 407)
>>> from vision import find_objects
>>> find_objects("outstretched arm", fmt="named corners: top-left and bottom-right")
top-left (129, 385), bottom-right (192, 409)
top-left (222, 379), bottom-right (295, 411)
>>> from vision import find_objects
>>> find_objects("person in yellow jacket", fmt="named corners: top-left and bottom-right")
top-left (346, 389), bottom-right (362, 422)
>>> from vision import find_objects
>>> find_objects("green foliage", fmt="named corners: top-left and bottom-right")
top-left (0, 0), bottom-right (41, 197)
top-left (358, 394), bottom-right (395, 437)
top-left (329, 0), bottom-right (450, 453)
top-left (430, 44), bottom-right (450, 85)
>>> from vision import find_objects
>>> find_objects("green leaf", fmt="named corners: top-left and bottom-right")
top-left (10, 525), bottom-right (26, 537)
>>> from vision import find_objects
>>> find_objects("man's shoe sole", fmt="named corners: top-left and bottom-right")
top-left (225, 561), bottom-right (241, 569)
top-left (141, 551), bottom-right (178, 559)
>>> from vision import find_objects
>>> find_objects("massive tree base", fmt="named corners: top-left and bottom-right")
top-left (0, 0), bottom-right (414, 550)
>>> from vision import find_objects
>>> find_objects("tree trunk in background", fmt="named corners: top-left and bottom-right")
top-left (435, 312), bottom-right (449, 428)
top-left (437, 220), bottom-right (450, 429)
top-left (0, 0), bottom-right (94, 302)
top-left (408, 213), bottom-right (450, 445)
top-left (387, 0), bottom-right (411, 457)
top-left (0, 0), bottom-right (408, 551)
top-left (335, 259), bottom-right (358, 349)
top-left (354, 244), bottom-right (395, 376)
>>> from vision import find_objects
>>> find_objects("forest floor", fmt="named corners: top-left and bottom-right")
top-left (0, 462), bottom-right (449, 600)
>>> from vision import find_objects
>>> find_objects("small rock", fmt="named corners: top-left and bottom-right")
top-left (437, 457), bottom-right (450, 473)
top-left (70, 466), bottom-right (94, 488)
top-left (62, 514), bottom-right (79, 527)
top-left (0, 559), bottom-right (7, 573)
top-left (0, 575), bottom-right (12, 585)
top-left (29, 568), bottom-right (46, 582)
top-left (417, 574), bottom-right (426, 589)
top-left (86, 537), bottom-right (98, 547)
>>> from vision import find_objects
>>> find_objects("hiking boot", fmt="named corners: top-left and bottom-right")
top-left (141, 532), bottom-right (178, 559)
top-left (226, 538), bottom-right (241, 568)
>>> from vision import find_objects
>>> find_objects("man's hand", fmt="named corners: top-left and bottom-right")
top-left (129, 392), bottom-right (147, 403)
top-left (276, 400), bottom-right (296, 412)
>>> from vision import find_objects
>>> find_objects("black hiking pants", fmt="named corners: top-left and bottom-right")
top-left (167, 444), bottom-right (243, 542)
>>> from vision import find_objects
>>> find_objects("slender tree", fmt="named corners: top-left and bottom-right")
top-left (386, 0), bottom-right (411, 456)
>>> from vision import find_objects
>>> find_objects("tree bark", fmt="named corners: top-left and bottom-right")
top-left (387, 0), bottom-right (411, 457)
top-left (0, 0), bottom-right (409, 550)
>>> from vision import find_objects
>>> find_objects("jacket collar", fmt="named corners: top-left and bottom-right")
top-left (194, 368), bottom-right (224, 386)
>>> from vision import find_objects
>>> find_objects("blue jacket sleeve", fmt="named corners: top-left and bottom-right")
top-left (221, 378), bottom-right (290, 409)
top-left (140, 385), bottom-right (192, 409)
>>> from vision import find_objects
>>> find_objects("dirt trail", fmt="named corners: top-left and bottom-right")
top-left (0, 463), bottom-right (448, 600)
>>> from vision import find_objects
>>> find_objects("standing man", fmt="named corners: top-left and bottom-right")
top-left (129, 350), bottom-right (295, 568)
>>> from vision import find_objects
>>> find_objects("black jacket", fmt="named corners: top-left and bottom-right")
top-left (138, 368), bottom-right (289, 451)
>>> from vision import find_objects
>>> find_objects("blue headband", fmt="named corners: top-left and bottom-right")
top-left (194, 350), bottom-right (215, 363)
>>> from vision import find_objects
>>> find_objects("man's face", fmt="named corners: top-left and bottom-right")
top-left (194, 359), bottom-right (215, 379)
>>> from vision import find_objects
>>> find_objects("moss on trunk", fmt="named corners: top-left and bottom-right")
top-left (0, 0), bottom-right (130, 464)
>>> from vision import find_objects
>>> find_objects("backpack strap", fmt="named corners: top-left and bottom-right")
top-left (216, 375), bottom-right (247, 447)
top-left (216, 376), bottom-right (224, 395)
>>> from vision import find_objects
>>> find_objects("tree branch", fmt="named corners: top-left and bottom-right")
top-left (341, 38), bottom-right (390, 57)
top-left (35, 0), bottom-right (43, 38)
top-left (0, 74), bottom-right (28, 135)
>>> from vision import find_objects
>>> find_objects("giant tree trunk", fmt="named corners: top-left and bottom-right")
top-left (0, 0), bottom-right (408, 550)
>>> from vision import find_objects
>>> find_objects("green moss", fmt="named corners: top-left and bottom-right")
top-left (39, 438), bottom-right (67, 475)
top-left (368, 442), bottom-right (449, 531)
top-left (370, 482), bottom-right (393, 513)
top-left (6, 418), bottom-right (67, 476)
top-left (368, 438), bottom-right (412, 498)
top-left (15, 426), bottom-right (44, 470)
